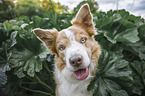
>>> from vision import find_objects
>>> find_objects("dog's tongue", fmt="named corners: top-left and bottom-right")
top-left (74, 68), bottom-right (88, 80)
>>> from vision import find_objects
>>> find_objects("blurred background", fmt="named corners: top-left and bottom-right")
top-left (0, 0), bottom-right (145, 23)
top-left (53, 0), bottom-right (145, 18)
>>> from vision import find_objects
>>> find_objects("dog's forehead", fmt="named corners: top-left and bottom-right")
top-left (57, 26), bottom-right (88, 41)
top-left (56, 29), bottom-right (73, 42)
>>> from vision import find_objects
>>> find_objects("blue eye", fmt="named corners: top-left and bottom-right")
top-left (81, 38), bottom-right (86, 43)
top-left (59, 46), bottom-right (65, 51)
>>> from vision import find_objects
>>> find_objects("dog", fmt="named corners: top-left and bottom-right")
top-left (34, 4), bottom-right (101, 96)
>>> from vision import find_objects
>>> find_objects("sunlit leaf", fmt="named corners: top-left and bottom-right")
top-left (3, 22), bottom-right (13, 36)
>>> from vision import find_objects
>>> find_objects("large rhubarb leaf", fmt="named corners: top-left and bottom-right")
top-left (94, 10), bottom-right (140, 44)
top-left (88, 50), bottom-right (133, 96)
top-left (94, 34), bottom-right (123, 58)
top-left (95, 17), bottom-right (139, 44)
top-left (10, 29), bottom-right (50, 78)
top-left (10, 48), bottom-right (43, 78)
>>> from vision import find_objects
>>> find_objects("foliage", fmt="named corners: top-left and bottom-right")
top-left (0, 9), bottom-right (72, 95)
top-left (0, 0), bottom-right (69, 22)
top-left (88, 50), bottom-right (132, 96)
top-left (0, 0), bottom-right (17, 22)
top-left (15, 0), bottom-right (44, 17)
top-left (88, 10), bottom-right (145, 96)
top-left (0, 1), bottom-right (145, 96)
top-left (40, 0), bottom-right (69, 13)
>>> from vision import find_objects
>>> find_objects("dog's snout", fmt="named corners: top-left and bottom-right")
top-left (69, 55), bottom-right (83, 67)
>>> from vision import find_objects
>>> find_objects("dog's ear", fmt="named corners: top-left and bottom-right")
top-left (33, 28), bottom-right (58, 54)
top-left (72, 4), bottom-right (95, 35)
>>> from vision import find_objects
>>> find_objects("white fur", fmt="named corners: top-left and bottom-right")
top-left (54, 29), bottom-right (96, 96)
top-left (63, 29), bottom-right (90, 72)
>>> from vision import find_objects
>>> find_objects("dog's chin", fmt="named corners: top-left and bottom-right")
top-left (73, 66), bottom-right (89, 80)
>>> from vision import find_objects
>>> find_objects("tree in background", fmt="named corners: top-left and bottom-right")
top-left (0, 0), bottom-right (69, 21)
top-left (0, 0), bottom-right (14, 11)
top-left (0, 0), bottom-right (17, 22)
top-left (16, 0), bottom-right (69, 17)
top-left (15, 0), bottom-right (43, 17)
top-left (40, 0), bottom-right (68, 13)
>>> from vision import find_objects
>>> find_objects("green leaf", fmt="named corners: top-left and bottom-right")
top-left (8, 31), bottom-right (18, 48)
top-left (16, 16), bottom-right (30, 24)
top-left (122, 41), bottom-right (145, 60)
top-left (94, 34), bottom-right (123, 58)
top-left (14, 67), bottom-right (25, 78)
top-left (0, 70), bottom-right (7, 85)
top-left (138, 24), bottom-right (145, 42)
top-left (95, 11), bottom-right (140, 44)
top-left (0, 43), bottom-right (11, 72)
top-left (31, 16), bottom-right (49, 28)
top-left (8, 20), bottom-right (17, 25)
top-left (88, 50), bottom-right (133, 96)
top-left (116, 27), bottom-right (139, 43)
top-left (129, 61), bottom-right (145, 95)
top-left (3, 22), bottom-right (13, 36)
top-left (131, 61), bottom-right (145, 85)
top-left (92, 78), bottom-right (128, 96)
top-left (10, 30), bottom-right (50, 78)
top-left (10, 48), bottom-right (42, 78)
top-left (99, 19), bottom-right (139, 43)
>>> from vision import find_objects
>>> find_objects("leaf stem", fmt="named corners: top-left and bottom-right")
top-left (22, 82), bottom-right (39, 84)
top-left (44, 62), bottom-right (51, 73)
top-left (20, 86), bottom-right (53, 96)
top-left (43, 63), bottom-right (55, 87)
top-left (35, 75), bottom-right (54, 92)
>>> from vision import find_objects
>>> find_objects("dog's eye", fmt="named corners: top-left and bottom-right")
top-left (59, 46), bottom-right (65, 51)
top-left (81, 38), bottom-right (87, 43)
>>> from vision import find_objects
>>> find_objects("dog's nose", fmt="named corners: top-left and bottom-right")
top-left (69, 55), bottom-right (83, 67)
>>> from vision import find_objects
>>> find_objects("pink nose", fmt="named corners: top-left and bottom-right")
top-left (69, 55), bottom-right (83, 67)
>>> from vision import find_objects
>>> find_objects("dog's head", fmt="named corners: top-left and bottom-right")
top-left (34, 4), bottom-right (100, 81)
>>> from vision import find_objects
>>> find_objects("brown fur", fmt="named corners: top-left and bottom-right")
top-left (34, 28), bottom-right (58, 54)
top-left (55, 55), bottom-right (66, 72)
top-left (71, 4), bottom-right (95, 36)
top-left (55, 31), bottom-right (70, 71)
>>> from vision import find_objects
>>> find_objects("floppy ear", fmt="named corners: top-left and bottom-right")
top-left (33, 28), bottom-right (58, 54)
top-left (72, 4), bottom-right (94, 31)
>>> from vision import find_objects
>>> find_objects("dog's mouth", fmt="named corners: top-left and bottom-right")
top-left (73, 67), bottom-right (88, 80)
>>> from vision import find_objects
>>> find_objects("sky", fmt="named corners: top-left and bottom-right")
top-left (53, 0), bottom-right (145, 18)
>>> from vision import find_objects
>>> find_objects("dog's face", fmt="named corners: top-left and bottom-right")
top-left (34, 4), bottom-right (100, 81)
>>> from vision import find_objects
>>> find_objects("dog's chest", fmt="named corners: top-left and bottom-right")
top-left (55, 67), bottom-right (92, 96)
top-left (57, 78), bottom-right (92, 96)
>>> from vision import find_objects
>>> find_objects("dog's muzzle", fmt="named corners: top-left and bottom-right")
top-left (69, 55), bottom-right (83, 68)
top-left (69, 55), bottom-right (89, 80)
